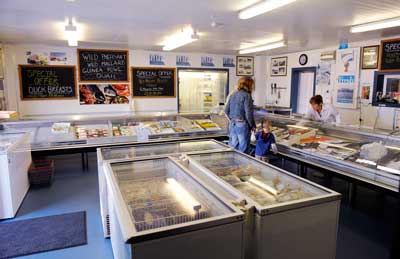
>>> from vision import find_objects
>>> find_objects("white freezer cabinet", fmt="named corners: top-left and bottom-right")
top-left (181, 150), bottom-right (342, 259)
top-left (104, 157), bottom-right (245, 259)
top-left (96, 139), bottom-right (231, 237)
top-left (0, 132), bottom-right (31, 219)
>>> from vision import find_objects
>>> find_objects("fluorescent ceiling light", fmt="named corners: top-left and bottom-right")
top-left (239, 41), bottom-right (286, 54)
top-left (350, 17), bottom-right (400, 33)
top-left (239, 0), bottom-right (297, 19)
top-left (64, 18), bottom-right (78, 46)
top-left (163, 31), bottom-right (199, 51)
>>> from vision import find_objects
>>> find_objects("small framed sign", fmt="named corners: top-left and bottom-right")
top-left (361, 45), bottom-right (379, 69)
top-left (271, 56), bottom-right (287, 76)
top-left (236, 56), bottom-right (254, 76)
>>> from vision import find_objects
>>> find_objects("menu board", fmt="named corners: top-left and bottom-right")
top-left (78, 49), bottom-right (129, 82)
top-left (18, 65), bottom-right (77, 100)
top-left (379, 38), bottom-right (400, 72)
top-left (132, 67), bottom-right (176, 98)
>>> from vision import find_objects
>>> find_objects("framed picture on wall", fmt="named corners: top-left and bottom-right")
top-left (361, 45), bottom-right (379, 69)
top-left (271, 56), bottom-right (287, 76)
top-left (236, 56), bottom-right (254, 76)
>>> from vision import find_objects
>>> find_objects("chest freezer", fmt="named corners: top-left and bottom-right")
top-left (181, 150), bottom-right (341, 259)
top-left (97, 139), bottom-right (231, 237)
top-left (104, 158), bottom-right (245, 259)
top-left (0, 132), bottom-right (32, 219)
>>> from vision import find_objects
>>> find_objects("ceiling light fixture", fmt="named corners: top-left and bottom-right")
top-left (163, 30), bottom-right (199, 51)
top-left (350, 17), bottom-right (400, 33)
top-left (239, 41), bottom-right (286, 54)
top-left (239, 0), bottom-right (297, 20)
top-left (64, 18), bottom-right (78, 46)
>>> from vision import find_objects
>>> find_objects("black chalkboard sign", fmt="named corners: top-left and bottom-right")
top-left (132, 67), bottom-right (176, 98)
top-left (379, 38), bottom-right (400, 72)
top-left (18, 65), bottom-right (77, 100)
top-left (78, 49), bottom-right (129, 82)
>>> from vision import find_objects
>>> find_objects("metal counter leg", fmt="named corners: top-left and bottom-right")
top-left (81, 152), bottom-right (85, 170)
top-left (348, 182), bottom-right (357, 206)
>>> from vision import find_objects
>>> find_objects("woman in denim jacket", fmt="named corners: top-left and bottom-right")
top-left (224, 77), bottom-right (256, 153)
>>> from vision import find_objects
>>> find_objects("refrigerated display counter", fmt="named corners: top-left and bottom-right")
top-left (0, 132), bottom-right (32, 219)
top-left (181, 150), bottom-right (341, 259)
top-left (254, 113), bottom-right (400, 192)
top-left (97, 139), bottom-right (232, 237)
top-left (0, 112), bottom-right (228, 151)
top-left (103, 157), bottom-right (245, 259)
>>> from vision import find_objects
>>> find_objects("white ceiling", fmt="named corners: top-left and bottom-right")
top-left (1, 0), bottom-right (400, 55)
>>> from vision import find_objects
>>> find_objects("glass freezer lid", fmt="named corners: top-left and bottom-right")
top-left (110, 158), bottom-right (237, 233)
top-left (186, 152), bottom-right (329, 207)
top-left (101, 140), bottom-right (228, 161)
top-left (0, 133), bottom-right (26, 153)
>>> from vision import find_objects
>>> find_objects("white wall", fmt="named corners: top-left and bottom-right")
top-left (3, 43), bottom-right (243, 117)
top-left (265, 36), bottom-right (400, 130)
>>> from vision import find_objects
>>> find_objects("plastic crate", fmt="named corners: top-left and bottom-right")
top-left (28, 160), bottom-right (54, 186)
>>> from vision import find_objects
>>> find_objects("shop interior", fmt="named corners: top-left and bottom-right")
top-left (1, 0), bottom-right (400, 259)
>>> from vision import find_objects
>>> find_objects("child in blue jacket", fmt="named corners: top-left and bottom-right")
top-left (255, 120), bottom-right (277, 162)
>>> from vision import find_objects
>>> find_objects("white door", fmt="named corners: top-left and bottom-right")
top-left (297, 72), bottom-right (315, 114)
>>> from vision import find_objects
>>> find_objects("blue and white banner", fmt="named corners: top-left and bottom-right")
top-left (149, 54), bottom-right (165, 65)
top-left (176, 55), bottom-right (191, 66)
top-left (336, 75), bottom-right (355, 104)
top-left (334, 48), bottom-right (360, 109)
top-left (201, 56), bottom-right (215, 67)
top-left (223, 57), bottom-right (235, 67)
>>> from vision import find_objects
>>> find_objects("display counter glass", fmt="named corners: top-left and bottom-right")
top-left (254, 113), bottom-right (400, 192)
top-left (0, 112), bottom-right (228, 151)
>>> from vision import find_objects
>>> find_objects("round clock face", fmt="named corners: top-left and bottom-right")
top-left (299, 54), bottom-right (308, 66)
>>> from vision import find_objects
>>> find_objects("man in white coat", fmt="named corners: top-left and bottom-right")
top-left (305, 95), bottom-right (341, 123)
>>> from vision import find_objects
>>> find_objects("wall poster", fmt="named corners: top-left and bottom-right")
top-left (334, 48), bottom-right (360, 109)
top-left (26, 51), bottom-right (68, 65)
top-left (79, 84), bottom-right (130, 105)
top-left (316, 61), bottom-right (334, 103)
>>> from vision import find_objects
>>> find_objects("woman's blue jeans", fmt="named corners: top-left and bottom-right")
top-left (228, 121), bottom-right (250, 154)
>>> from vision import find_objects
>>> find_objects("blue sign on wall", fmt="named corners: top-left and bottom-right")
top-left (201, 56), bottom-right (215, 67)
top-left (223, 57), bottom-right (235, 67)
top-left (149, 54), bottom-right (165, 65)
top-left (176, 55), bottom-right (191, 66)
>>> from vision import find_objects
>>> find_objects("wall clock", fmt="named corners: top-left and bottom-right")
top-left (299, 54), bottom-right (308, 66)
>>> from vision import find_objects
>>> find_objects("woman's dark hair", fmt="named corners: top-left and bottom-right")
top-left (309, 95), bottom-right (323, 105)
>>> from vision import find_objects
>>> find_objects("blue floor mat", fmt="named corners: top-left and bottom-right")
top-left (0, 211), bottom-right (87, 258)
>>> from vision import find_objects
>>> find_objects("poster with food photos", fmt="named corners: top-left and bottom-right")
top-left (270, 57), bottom-right (287, 76)
top-left (334, 48), bottom-right (360, 109)
top-left (79, 84), bottom-right (130, 105)
top-left (236, 56), bottom-right (254, 76)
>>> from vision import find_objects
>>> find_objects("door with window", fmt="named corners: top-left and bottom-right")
top-left (291, 67), bottom-right (316, 114)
